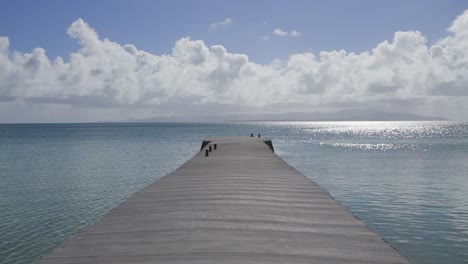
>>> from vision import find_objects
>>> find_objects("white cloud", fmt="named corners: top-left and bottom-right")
top-left (209, 18), bottom-right (232, 30)
top-left (272, 28), bottom-right (288, 37)
top-left (448, 10), bottom-right (468, 36)
top-left (259, 35), bottom-right (269, 41)
top-left (1, 12), bottom-right (468, 121)
top-left (272, 28), bottom-right (302, 38)
top-left (291, 30), bottom-right (302, 37)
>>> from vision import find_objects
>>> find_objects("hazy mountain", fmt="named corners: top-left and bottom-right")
top-left (119, 109), bottom-right (448, 123)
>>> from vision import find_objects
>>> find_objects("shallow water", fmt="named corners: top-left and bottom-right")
top-left (0, 122), bottom-right (467, 263)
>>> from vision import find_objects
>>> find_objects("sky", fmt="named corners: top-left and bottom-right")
top-left (1, 0), bottom-right (468, 122)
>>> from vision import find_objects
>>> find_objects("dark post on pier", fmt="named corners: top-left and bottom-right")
top-left (38, 137), bottom-right (409, 264)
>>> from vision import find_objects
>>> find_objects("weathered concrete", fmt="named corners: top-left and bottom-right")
top-left (37, 137), bottom-right (409, 264)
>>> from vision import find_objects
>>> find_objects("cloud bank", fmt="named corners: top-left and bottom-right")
top-left (1, 11), bottom-right (468, 121)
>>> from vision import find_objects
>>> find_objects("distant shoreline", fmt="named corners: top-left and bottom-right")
top-left (0, 120), bottom-right (458, 125)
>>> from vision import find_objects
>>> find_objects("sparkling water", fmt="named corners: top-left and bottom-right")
top-left (1, 122), bottom-right (467, 263)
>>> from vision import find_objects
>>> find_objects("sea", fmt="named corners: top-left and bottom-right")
top-left (0, 121), bottom-right (467, 264)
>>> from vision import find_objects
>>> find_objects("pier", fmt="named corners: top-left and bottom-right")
top-left (38, 137), bottom-right (408, 263)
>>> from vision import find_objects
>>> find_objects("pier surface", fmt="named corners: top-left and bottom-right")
top-left (38, 137), bottom-right (408, 264)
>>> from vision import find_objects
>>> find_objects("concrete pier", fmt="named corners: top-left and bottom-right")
top-left (38, 137), bottom-right (408, 264)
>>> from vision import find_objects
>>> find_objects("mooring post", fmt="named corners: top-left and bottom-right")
top-left (209, 145), bottom-right (212, 152)
top-left (205, 149), bottom-right (209, 157)
top-left (258, 133), bottom-right (261, 138)
top-left (214, 144), bottom-right (217, 150)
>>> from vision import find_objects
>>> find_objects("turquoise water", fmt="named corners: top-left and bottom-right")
top-left (1, 122), bottom-right (467, 263)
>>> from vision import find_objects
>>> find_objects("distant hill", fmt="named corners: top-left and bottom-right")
top-left (118, 109), bottom-right (448, 123)
top-left (232, 109), bottom-right (449, 122)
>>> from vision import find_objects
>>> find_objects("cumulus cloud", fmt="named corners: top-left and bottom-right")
top-left (272, 28), bottom-right (288, 37)
top-left (209, 18), bottom-right (232, 30)
top-left (1, 12), bottom-right (468, 120)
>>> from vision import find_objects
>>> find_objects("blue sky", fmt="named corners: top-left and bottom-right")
top-left (1, 0), bottom-right (465, 63)
top-left (1, 0), bottom-right (468, 122)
